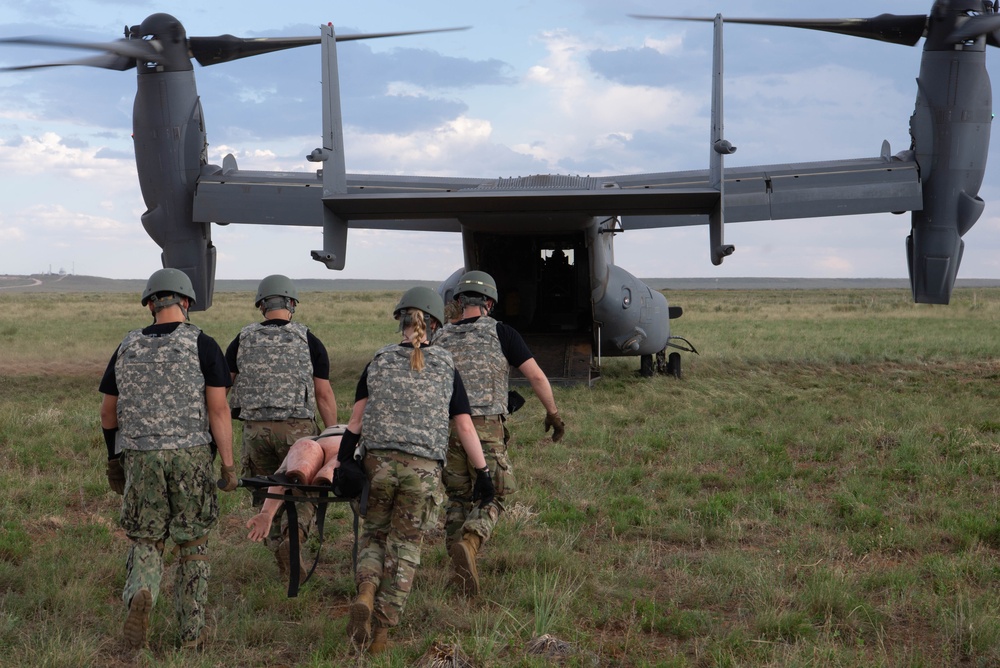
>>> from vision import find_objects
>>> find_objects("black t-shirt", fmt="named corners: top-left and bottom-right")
top-left (99, 322), bottom-right (231, 395)
top-left (452, 317), bottom-right (534, 368)
top-left (354, 343), bottom-right (472, 417)
top-left (225, 319), bottom-right (331, 380)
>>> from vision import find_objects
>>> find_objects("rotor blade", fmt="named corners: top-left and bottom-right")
top-left (949, 14), bottom-right (1000, 43)
top-left (189, 35), bottom-right (318, 66)
top-left (0, 36), bottom-right (165, 62)
top-left (334, 26), bottom-right (470, 42)
top-left (189, 26), bottom-right (470, 66)
top-left (0, 52), bottom-right (136, 72)
top-left (630, 13), bottom-right (928, 47)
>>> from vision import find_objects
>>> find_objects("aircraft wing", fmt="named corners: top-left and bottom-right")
top-left (194, 168), bottom-right (723, 233)
top-left (615, 154), bottom-right (922, 229)
top-left (194, 153), bottom-right (919, 233)
top-left (328, 174), bottom-right (721, 226)
top-left (193, 167), bottom-right (482, 232)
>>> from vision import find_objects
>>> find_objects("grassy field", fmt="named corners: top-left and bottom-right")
top-left (2, 287), bottom-right (1000, 667)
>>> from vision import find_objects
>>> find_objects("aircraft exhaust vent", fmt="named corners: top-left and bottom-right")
top-left (476, 175), bottom-right (596, 191)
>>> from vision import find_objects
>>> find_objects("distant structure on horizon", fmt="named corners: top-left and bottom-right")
top-left (43, 265), bottom-right (73, 276)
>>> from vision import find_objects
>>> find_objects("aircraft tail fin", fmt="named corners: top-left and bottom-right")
top-left (709, 15), bottom-right (736, 265)
top-left (310, 23), bottom-right (349, 270)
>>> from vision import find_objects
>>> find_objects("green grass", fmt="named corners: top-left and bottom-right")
top-left (2, 287), bottom-right (1000, 665)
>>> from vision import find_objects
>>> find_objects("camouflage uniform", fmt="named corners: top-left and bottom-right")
top-left (435, 316), bottom-right (515, 548)
top-left (230, 321), bottom-right (318, 547)
top-left (355, 343), bottom-right (453, 629)
top-left (113, 323), bottom-right (218, 645)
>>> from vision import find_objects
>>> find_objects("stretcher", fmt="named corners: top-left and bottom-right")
top-left (238, 474), bottom-right (369, 597)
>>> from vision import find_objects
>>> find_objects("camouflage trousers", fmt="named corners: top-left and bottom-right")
top-left (356, 449), bottom-right (445, 629)
top-left (242, 418), bottom-right (318, 548)
top-left (119, 445), bottom-right (218, 644)
top-left (443, 415), bottom-right (515, 549)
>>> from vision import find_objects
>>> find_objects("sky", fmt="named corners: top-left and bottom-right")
top-left (2, 0), bottom-right (1000, 284)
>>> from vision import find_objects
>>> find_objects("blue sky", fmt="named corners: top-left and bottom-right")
top-left (2, 0), bottom-right (999, 282)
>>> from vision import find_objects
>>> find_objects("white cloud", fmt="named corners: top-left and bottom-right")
top-left (0, 222), bottom-right (25, 242)
top-left (512, 30), bottom-right (702, 172)
top-left (22, 204), bottom-right (126, 232)
top-left (345, 115), bottom-right (498, 174)
top-left (643, 35), bottom-right (684, 55)
top-left (0, 132), bottom-right (133, 180)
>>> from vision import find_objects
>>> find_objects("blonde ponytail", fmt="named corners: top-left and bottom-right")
top-left (408, 308), bottom-right (426, 371)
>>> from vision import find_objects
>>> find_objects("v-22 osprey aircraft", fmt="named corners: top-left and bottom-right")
top-left (1, 1), bottom-right (995, 382)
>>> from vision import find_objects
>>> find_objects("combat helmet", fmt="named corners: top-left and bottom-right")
top-left (454, 270), bottom-right (498, 311)
top-left (255, 274), bottom-right (298, 307)
top-left (455, 270), bottom-right (498, 302)
top-left (141, 268), bottom-right (197, 306)
top-left (394, 286), bottom-right (445, 329)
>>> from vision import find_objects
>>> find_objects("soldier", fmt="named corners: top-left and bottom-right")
top-left (99, 268), bottom-right (237, 651)
top-left (226, 274), bottom-right (338, 576)
top-left (341, 286), bottom-right (495, 655)
top-left (435, 270), bottom-right (565, 596)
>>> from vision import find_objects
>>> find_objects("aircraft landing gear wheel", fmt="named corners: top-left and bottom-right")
top-left (640, 354), bottom-right (654, 377)
top-left (666, 352), bottom-right (682, 379)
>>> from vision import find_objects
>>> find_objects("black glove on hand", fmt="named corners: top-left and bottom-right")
top-left (507, 389), bottom-right (526, 414)
top-left (106, 456), bottom-right (125, 495)
top-left (472, 467), bottom-right (496, 508)
top-left (218, 464), bottom-right (238, 492)
top-left (332, 427), bottom-right (366, 497)
top-left (337, 428), bottom-right (360, 463)
top-left (102, 427), bottom-right (118, 460)
top-left (333, 459), bottom-right (366, 498)
top-left (544, 412), bottom-right (565, 442)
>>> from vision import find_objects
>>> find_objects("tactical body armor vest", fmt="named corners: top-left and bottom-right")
top-left (363, 344), bottom-right (455, 462)
top-left (115, 323), bottom-right (211, 451)
top-left (230, 321), bottom-right (314, 421)
top-left (436, 316), bottom-right (508, 417)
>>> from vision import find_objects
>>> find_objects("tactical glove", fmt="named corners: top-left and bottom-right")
top-left (333, 459), bottom-right (366, 498)
top-left (507, 389), bottom-right (526, 414)
top-left (218, 464), bottom-right (239, 492)
top-left (106, 456), bottom-right (125, 495)
top-left (337, 428), bottom-right (360, 463)
top-left (472, 467), bottom-right (496, 508)
top-left (544, 412), bottom-right (565, 442)
top-left (102, 427), bottom-right (119, 460)
top-left (331, 427), bottom-right (367, 497)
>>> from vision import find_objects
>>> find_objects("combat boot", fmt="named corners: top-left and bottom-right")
top-left (347, 581), bottom-right (376, 644)
top-left (449, 533), bottom-right (483, 596)
top-left (123, 588), bottom-right (152, 650)
top-left (275, 527), bottom-right (309, 580)
top-left (367, 625), bottom-right (390, 655)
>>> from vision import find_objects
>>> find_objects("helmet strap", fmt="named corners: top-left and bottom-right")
top-left (150, 293), bottom-right (189, 321)
top-left (260, 296), bottom-right (295, 316)
top-left (458, 294), bottom-right (493, 316)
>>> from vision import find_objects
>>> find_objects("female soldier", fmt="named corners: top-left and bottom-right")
top-left (339, 286), bottom-right (495, 655)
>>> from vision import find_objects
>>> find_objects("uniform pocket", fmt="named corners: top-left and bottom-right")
top-left (491, 449), bottom-right (517, 497)
top-left (419, 479), bottom-right (446, 530)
